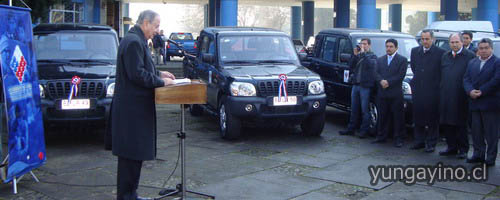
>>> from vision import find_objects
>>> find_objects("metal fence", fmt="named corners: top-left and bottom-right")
top-left (49, 3), bottom-right (84, 23)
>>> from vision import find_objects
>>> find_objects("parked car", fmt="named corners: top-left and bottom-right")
top-left (306, 28), bottom-right (419, 134)
top-left (183, 27), bottom-right (327, 139)
top-left (166, 32), bottom-right (197, 61)
top-left (33, 23), bottom-right (118, 128)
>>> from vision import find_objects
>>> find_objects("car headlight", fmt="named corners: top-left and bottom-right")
top-left (39, 84), bottom-right (45, 98)
top-left (106, 83), bottom-right (115, 97)
top-left (230, 82), bottom-right (256, 96)
top-left (402, 81), bottom-right (412, 95)
top-left (308, 80), bottom-right (324, 95)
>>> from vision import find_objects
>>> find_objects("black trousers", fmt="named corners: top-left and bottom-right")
top-left (413, 123), bottom-right (439, 147)
top-left (376, 96), bottom-right (405, 142)
top-left (471, 111), bottom-right (499, 163)
top-left (117, 156), bottom-right (143, 200)
top-left (441, 124), bottom-right (469, 153)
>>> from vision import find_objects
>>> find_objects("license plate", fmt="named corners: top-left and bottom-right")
top-left (61, 99), bottom-right (90, 110)
top-left (273, 96), bottom-right (297, 106)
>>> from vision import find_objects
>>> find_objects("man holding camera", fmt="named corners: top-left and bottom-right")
top-left (339, 38), bottom-right (377, 138)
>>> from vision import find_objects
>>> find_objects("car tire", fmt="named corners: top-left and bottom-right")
top-left (301, 113), bottom-right (325, 136)
top-left (369, 102), bottom-right (378, 136)
top-left (218, 97), bottom-right (241, 139)
top-left (189, 104), bottom-right (203, 116)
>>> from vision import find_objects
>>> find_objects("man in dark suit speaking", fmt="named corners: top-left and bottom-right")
top-left (111, 10), bottom-right (176, 200)
top-left (463, 38), bottom-right (500, 167)
top-left (372, 39), bottom-right (407, 147)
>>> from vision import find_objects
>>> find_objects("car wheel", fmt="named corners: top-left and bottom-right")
top-left (369, 102), bottom-right (378, 136)
top-left (189, 104), bottom-right (203, 116)
top-left (218, 97), bottom-right (241, 139)
top-left (301, 113), bottom-right (325, 136)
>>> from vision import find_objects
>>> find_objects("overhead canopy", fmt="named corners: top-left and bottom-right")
top-left (121, 0), bottom-right (479, 12)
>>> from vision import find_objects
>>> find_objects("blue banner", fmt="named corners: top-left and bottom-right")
top-left (0, 5), bottom-right (46, 183)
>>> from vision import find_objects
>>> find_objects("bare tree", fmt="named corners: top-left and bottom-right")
top-left (179, 5), bottom-right (205, 34)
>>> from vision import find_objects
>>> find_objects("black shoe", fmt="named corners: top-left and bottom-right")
top-left (394, 141), bottom-right (403, 148)
top-left (485, 161), bottom-right (496, 167)
top-left (339, 130), bottom-right (354, 136)
top-left (137, 197), bottom-right (153, 200)
top-left (358, 133), bottom-right (368, 139)
top-left (439, 149), bottom-right (458, 156)
top-left (456, 152), bottom-right (467, 159)
top-left (410, 143), bottom-right (425, 150)
top-left (424, 146), bottom-right (435, 153)
top-left (371, 139), bottom-right (386, 144)
top-left (466, 157), bottom-right (485, 163)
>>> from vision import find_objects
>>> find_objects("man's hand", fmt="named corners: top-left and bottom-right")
top-left (380, 80), bottom-right (389, 89)
top-left (163, 78), bottom-right (174, 86)
top-left (160, 71), bottom-right (175, 80)
top-left (469, 89), bottom-right (482, 99)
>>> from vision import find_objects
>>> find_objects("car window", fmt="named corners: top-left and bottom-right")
top-left (338, 38), bottom-right (352, 64)
top-left (34, 32), bottom-right (117, 60)
top-left (353, 37), bottom-right (418, 59)
top-left (218, 35), bottom-right (299, 62)
top-left (321, 36), bottom-right (337, 62)
top-left (170, 33), bottom-right (194, 40)
top-left (435, 40), bottom-right (450, 50)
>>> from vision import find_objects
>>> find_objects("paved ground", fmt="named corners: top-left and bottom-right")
top-left (0, 61), bottom-right (498, 200)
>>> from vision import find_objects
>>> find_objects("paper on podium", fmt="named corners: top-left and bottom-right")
top-left (173, 78), bottom-right (191, 84)
top-left (155, 79), bottom-right (207, 104)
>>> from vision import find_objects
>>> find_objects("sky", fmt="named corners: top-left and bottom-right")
top-left (129, 3), bottom-right (187, 36)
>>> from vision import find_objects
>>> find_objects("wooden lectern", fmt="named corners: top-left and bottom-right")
top-left (154, 80), bottom-right (213, 200)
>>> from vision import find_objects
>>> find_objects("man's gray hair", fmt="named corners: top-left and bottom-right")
top-left (136, 10), bottom-right (159, 25)
top-left (479, 38), bottom-right (494, 49)
top-left (448, 33), bottom-right (463, 42)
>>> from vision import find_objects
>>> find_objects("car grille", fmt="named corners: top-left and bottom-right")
top-left (47, 81), bottom-right (105, 99)
top-left (258, 80), bottom-right (307, 97)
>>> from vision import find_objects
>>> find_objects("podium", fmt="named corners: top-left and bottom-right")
top-left (154, 80), bottom-right (214, 200)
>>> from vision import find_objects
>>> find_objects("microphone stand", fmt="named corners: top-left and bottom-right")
top-left (155, 41), bottom-right (214, 200)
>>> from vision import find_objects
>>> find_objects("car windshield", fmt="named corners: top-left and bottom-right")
top-left (34, 32), bottom-right (117, 61)
top-left (353, 37), bottom-right (419, 59)
top-left (170, 33), bottom-right (193, 40)
top-left (218, 35), bottom-right (299, 63)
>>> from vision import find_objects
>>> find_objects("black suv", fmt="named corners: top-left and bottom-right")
top-left (183, 27), bottom-right (327, 139)
top-left (33, 24), bottom-right (117, 128)
top-left (306, 28), bottom-right (419, 133)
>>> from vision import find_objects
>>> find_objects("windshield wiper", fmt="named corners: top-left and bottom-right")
top-left (37, 59), bottom-right (73, 64)
top-left (223, 60), bottom-right (256, 65)
top-left (68, 59), bottom-right (113, 65)
top-left (257, 60), bottom-right (294, 65)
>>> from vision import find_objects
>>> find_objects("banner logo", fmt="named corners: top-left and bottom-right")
top-left (11, 45), bottom-right (26, 83)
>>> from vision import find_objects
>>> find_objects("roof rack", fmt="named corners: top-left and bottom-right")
top-left (422, 29), bottom-right (500, 37)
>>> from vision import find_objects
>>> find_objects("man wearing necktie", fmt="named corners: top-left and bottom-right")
top-left (372, 39), bottom-right (408, 147)
top-left (463, 38), bottom-right (500, 167)
top-left (438, 33), bottom-right (475, 159)
top-left (409, 30), bottom-right (446, 153)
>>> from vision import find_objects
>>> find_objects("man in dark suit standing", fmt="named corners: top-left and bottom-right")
top-left (339, 38), bottom-right (377, 138)
top-left (439, 33), bottom-right (476, 159)
top-left (111, 10), bottom-right (176, 200)
top-left (462, 31), bottom-right (477, 53)
top-left (463, 38), bottom-right (500, 167)
top-left (410, 30), bottom-right (446, 153)
top-left (371, 39), bottom-right (407, 147)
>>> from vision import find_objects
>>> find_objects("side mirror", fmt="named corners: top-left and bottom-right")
top-left (340, 53), bottom-right (352, 63)
top-left (202, 53), bottom-right (215, 63)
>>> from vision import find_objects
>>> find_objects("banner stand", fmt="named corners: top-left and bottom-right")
top-left (0, 2), bottom-right (46, 195)
top-left (1, 154), bottom-right (40, 194)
